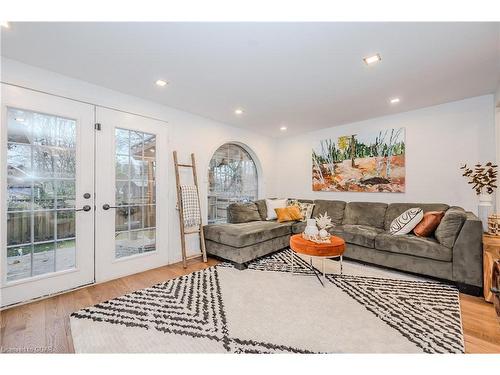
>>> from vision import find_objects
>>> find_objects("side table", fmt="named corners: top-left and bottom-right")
top-left (482, 234), bottom-right (500, 302)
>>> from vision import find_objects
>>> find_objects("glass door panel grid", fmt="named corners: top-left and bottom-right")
top-left (114, 128), bottom-right (156, 259)
top-left (6, 107), bottom-right (77, 282)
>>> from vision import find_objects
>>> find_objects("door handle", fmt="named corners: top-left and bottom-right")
top-left (75, 205), bottom-right (92, 212)
top-left (102, 204), bottom-right (119, 210)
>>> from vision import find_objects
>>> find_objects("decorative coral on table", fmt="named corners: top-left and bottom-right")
top-left (315, 212), bottom-right (333, 230)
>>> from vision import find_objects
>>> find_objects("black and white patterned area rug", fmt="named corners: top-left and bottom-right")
top-left (70, 249), bottom-right (464, 353)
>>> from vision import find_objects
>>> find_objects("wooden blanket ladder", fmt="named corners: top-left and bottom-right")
top-left (173, 151), bottom-right (208, 268)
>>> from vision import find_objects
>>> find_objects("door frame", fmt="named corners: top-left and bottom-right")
top-left (0, 84), bottom-right (95, 307)
top-left (94, 106), bottom-right (169, 283)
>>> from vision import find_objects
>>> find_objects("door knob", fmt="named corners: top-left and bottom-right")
top-left (102, 204), bottom-right (118, 210)
top-left (75, 205), bottom-right (91, 212)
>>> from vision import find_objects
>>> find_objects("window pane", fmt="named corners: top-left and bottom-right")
top-left (115, 207), bottom-right (129, 232)
top-left (115, 128), bottom-right (130, 155)
top-left (32, 146), bottom-right (54, 178)
top-left (7, 245), bottom-right (32, 282)
top-left (7, 212), bottom-right (31, 246)
top-left (57, 210), bottom-right (75, 239)
top-left (116, 155), bottom-right (130, 179)
top-left (32, 242), bottom-right (55, 276)
top-left (56, 240), bottom-right (76, 271)
top-left (207, 143), bottom-right (258, 224)
top-left (143, 205), bottom-right (156, 228)
top-left (7, 143), bottom-right (31, 178)
top-left (129, 205), bottom-right (143, 230)
top-left (53, 149), bottom-right (76, 178)
top-left (8, 110), bottom-right (32, 144)
top-left (34, 180), bottom-right (56, 210)
top-left (56, 180), bottom-right (76, 209)
top-left (33, 211), bottom-right (55, 243)
top-left (8, 177), bottom-right (32, 211)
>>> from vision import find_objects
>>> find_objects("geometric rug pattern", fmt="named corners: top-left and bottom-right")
top-left (70, 249), bottom-right (464, 353)
top-left (327, 274), bottom-right (464, 353)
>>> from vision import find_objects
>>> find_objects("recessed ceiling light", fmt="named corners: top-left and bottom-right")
top-left (155, 79), bottom-right (168, 87)
top-left (390, 98), bottom-right (400, 104)
top-left (280, 126), bottom-right (287, 131)
top-left (1, 22), bottom-right (10, 29)
top-left (234, 108), bottom-right (244, 115)
top-left (15, 118), bottom-right (25, 122)
top-left (363, 54), bottom-right (381, 65)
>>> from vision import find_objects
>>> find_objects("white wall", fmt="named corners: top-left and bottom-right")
top-left (1, 58), bottom-right (497, 266)
top-left (1, 58), bottom-right (278, 264)
top-left (274, 95), bottom-right (496, 213)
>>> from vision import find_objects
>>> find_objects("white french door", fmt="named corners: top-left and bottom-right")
top-left (94, 107), bottom-right (168, 282)
top-left (1, 86), bottom-right (169, 307)
top-left (1, 84), bottom-right (95, 307)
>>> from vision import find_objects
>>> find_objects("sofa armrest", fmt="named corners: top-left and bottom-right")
top-left (452, 212), bottom-right (483, 287)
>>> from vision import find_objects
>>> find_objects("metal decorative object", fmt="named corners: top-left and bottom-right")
top-left (487, 214), bottom-right (500, 236)
top-left (301, 232), bottom-right (331, 244)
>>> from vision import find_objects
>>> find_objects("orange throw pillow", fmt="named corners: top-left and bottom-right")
top-left (413, 211), bottom-right (445, 237)
top-left (275, 206), bottom-right (304, 222)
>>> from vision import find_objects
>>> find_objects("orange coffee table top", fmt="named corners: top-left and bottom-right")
top-left (290, 233), bottom-right (346, 257)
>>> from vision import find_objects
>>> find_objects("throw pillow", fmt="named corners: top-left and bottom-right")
top-left (227, 202), bottom-right (262, 224)
top-left (434, 207), bottom-right (467, 248)
top-left (413, 211), bottom-right (445, 237)
top-left (275, 206), bottom-right (303, 223)
top-left (288, 199), bottom-right (315, 221)
top-left (265, 198), bottom-right (288, 220)
top-left (389, 208), bottom-right (424, 235)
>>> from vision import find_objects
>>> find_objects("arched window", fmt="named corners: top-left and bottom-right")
top-left (208, 143), bottom-right (258, 223)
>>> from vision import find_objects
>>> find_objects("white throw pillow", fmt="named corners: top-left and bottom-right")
top-left (389, 208), bottom-right (424, 235)
top-left (265, 199), bottom-right (288, 220)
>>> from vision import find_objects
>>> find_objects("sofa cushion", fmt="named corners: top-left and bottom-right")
top-left (343, 202), bottom-right (388, 229)
top-left (330, 225), bottom-right (383, 248)
top-left (375, 233), bottom-right (452, 262)
top-left (435, 207), bottom-right (467, 248)
top-left (253, 199), bottom-right (268, 221)
top-left (203, 221), bottom-right (291, 248)
top-left (291, 221), bottom-right (307, 234)
top-left (312, 200), bottom-right (346, 225)
top-left (227, 202), bottom-right (261, 223)
top-left (384, 203), bottom-right (450, 230)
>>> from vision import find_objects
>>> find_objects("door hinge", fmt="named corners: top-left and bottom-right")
top-left (94, 123), bottom-right (101, 131)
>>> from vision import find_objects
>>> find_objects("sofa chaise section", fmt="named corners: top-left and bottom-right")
top-left (204, 221), bottom-right (292, 268)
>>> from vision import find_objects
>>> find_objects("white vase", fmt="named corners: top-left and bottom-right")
top-left (304, 219), bottom-right (319, 236)
top-left (478, 193), bottom-right (493, 233)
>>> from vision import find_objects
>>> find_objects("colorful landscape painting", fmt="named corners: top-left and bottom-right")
top-left (312, 128), bottom-right (405, 193)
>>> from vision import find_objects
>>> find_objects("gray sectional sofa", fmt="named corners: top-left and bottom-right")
top-left (203, 199), bottom-right (483, 295)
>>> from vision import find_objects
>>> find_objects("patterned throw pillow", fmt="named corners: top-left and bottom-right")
top-left (389, 208), bottom-right (424, 235)
top-left (288, 200), bottom-right (315, 222)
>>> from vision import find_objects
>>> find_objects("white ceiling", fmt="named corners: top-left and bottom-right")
top-left (2, 22), bottom-right (499, 137)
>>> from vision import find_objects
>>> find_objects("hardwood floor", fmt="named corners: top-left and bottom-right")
top-left (1, 257), bottom-right (499, 353)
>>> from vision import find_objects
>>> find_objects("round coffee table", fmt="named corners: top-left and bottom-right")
top-left (289, 233), bottom-right (346, 286)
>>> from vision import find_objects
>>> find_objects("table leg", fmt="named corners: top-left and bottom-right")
top-left (340, 255), bottom-right (343, 275)
top-left (291, 250), bottom-right (294, 274)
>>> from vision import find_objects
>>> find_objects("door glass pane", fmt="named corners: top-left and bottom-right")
top-left (5, 107), bottom-right (77, 282)
top-left (114, 128), bottom-right (156, 258)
